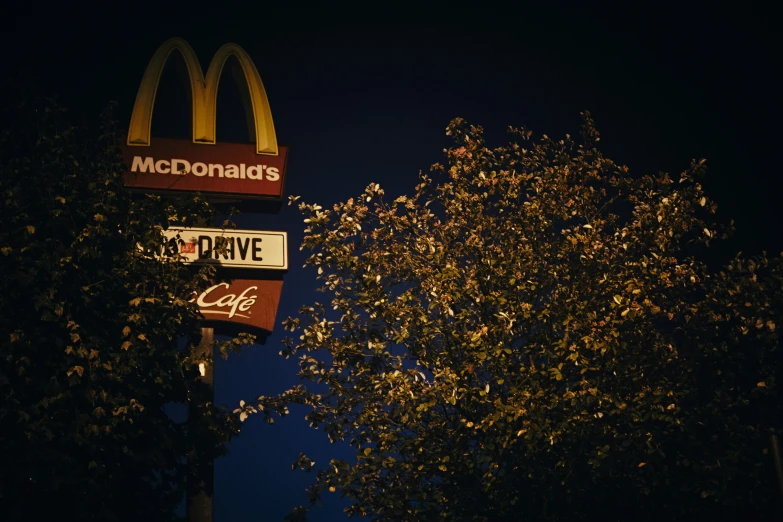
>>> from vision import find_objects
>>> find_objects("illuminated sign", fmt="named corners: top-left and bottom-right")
top-left (191, 279), bottom-right (283, 333)
top-left (163, 227), bottom-right (287, 270)
top-left (122, 38), bottom-right (287, 199)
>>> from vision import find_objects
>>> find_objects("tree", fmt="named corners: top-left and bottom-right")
top-left (250, 114), bottom-right (783, 521)
top-left (0, 98), bottom-right (243, 521)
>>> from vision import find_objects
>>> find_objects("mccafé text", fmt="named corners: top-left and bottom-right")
top-left (193, 283), bottom-right (258, 320)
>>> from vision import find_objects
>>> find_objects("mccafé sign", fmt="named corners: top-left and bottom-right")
top-left (122, 38), bottom-right (287, 199)
top-left (162, 227), bottom-right (288, 270)
top-left (192, 279), bottom-right (283, 333)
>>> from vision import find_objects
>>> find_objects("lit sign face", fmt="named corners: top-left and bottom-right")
top-left (191, 279), bottom-right (284, 333)
top-left (163, 227), bottom-right (287, 270)
top-left (122, 138), bottom-right (288, 199)
top-left (122, 38), bottom-right (287, 199)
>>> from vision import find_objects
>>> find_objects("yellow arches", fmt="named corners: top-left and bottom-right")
top-left (127, 38), bottom-right (278, 156)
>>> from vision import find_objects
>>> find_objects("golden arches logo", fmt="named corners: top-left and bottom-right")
top-left (127, 37), bottom-right (278, 156)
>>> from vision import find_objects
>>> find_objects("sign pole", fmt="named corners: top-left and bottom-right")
top-left (123, 39), bottom-right (289, 522)
top-left (188, 327), bottom-right (215, 522)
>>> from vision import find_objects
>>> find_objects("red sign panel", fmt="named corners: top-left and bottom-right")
top-left (121, 138), bottom-right (288, 199)
top-left (192, 279), bottom-right (284, 333)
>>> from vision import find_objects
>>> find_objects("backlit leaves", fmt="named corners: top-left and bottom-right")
top-left (261, 114), bottom-right (782, 521)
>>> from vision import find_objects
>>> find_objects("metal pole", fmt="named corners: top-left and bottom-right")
top-left (187, 327), bottom-right (214, 522)
top-left (771, 433), bottom-right (783, 500)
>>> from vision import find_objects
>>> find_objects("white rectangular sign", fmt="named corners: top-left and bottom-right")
top-left (162, 227), bottom-right (287, 270)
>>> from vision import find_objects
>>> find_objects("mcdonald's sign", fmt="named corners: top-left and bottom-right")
top-left (121, 38), bottom-right (288, 200)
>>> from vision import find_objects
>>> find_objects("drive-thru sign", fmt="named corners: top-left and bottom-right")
top-left (163, 227), bottom-right (288, 270)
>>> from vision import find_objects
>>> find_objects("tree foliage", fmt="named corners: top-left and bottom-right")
top-left (253, 115), bottom-right (782, 521)
top-left (0, 98), bottom-right (243, 521)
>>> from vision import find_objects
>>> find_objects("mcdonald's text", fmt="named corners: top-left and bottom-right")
top-left (130, 156), bottom-right (280, 180)
top-left (121, 138), bottom-right (287, 198)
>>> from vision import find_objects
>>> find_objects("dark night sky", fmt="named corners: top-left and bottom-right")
top-left (4, 5), bottom-right (781, 521)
